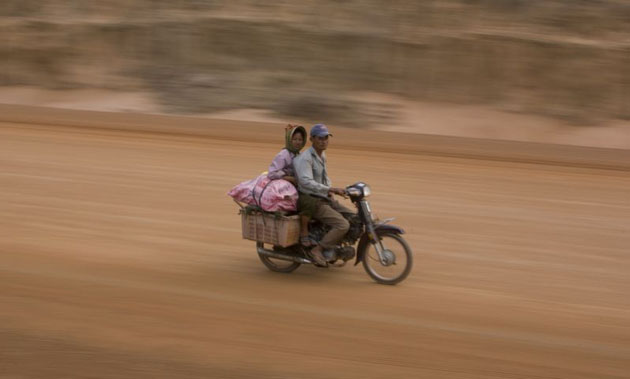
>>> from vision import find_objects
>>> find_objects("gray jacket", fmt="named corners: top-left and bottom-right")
top-left (293, 146), bottom-right (331, 197)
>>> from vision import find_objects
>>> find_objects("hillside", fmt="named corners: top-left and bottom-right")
top-left (1, 1), bottom-right (629, 127)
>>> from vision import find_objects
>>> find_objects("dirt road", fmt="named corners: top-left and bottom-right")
top-left (1, 107), bottom-right (629, 378)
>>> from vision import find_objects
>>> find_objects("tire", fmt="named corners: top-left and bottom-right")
top-left (362, 232), bottom-right (413, 285)
top-left (257, 242), bottom-right (301, 273)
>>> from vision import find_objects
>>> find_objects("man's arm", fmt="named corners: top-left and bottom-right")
top-left (294, 154), bottom-right (330, 197)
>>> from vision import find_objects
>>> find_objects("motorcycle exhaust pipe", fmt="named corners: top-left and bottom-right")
top-left (257, 247), bottom-right (312, 264)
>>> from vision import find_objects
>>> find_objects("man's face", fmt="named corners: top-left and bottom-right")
top-left (311, 135), bottom-right (329, 151)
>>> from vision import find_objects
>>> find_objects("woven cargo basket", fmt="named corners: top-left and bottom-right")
top-left (240, 209), bottom-right (300, 247)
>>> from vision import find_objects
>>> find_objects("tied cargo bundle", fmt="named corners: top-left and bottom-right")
top-left (241, 210), bottom-right (300, 247)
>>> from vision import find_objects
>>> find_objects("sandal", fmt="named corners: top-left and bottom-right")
top-left (307, 248), bottom-right (328, 267)
top-left (300, 235), bottom-right (315, 247)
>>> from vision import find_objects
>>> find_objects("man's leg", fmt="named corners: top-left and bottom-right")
top-left (297, 192), bottom-right (317, 247)
top-left (299, 215), bottom-right (313, 246)
top-left (329, 198), bottom-right (354, 216)
top-left (313, 201), bottom-right (350, 249)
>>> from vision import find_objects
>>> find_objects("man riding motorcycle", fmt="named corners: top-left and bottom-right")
top-left (293, 124), bottom-right (354, 267)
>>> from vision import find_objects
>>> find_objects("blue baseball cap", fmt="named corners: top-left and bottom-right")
top-left (310, 124), bottom-right (333, 138)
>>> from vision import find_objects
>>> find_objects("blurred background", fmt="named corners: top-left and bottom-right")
top-left (2, 3), bottom-right (630, 378)
top-left (1, 0), bottom-right (629, 137)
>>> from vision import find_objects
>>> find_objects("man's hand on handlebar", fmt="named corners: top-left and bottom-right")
top-left (328, 187), bottom-right (348, 198)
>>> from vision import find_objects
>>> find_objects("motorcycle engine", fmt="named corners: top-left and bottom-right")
top-left (342, 213), bottom-right (363, 245)
top-left (308, 221), bottom-right (328, 243)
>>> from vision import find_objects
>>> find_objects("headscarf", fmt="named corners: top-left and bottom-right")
top-left (285, 124), bottom-right (307, 154)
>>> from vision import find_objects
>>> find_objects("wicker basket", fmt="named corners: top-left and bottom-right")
top-left (241, 210), bottom-right (300, 247)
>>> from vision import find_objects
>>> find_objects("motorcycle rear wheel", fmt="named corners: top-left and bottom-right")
top-left (257, 242), bottom-right (301, 273)
top-left (362, 232), bottom-right (413, 285)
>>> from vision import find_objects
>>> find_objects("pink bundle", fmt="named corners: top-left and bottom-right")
top-left (228, 174), bottom-right (298, 212)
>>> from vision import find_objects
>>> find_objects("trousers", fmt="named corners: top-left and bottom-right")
top-left (311, 197), bottom-right (354, 249)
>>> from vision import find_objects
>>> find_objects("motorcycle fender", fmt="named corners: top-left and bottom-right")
top-left (354, 224), bottom-right (405, 265)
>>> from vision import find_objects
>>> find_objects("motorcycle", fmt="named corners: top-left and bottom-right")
top-left (255, 182), bottom-right (413, 285)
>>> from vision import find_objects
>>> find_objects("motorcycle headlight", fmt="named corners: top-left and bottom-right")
top-left (347, 187), bottom-right (362, 197)
top-left (346, 182), bottom-right (372, 199)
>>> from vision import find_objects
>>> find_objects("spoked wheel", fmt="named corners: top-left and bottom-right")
top-left (256, 242), bottom-right (301, 273)
top-left (362, 232), bottom-right (413, 285)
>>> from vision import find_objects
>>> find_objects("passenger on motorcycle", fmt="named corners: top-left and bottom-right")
top-left (267, 124), bottom-right (313, 246)
top-left (267, 124), bottom-right (305, 184)
top-left (293, 124), bottom-right (354, 267)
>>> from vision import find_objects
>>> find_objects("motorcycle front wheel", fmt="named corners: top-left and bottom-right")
top-left (362, 232), bottom-right (413, 285)
top-left (257, 242), bottom-right (301, 273)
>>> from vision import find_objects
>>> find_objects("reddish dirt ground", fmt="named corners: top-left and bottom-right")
top-left (1, 106), bottom-right (629, 378)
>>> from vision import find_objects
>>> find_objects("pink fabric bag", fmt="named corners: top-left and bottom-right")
top-left (228, 174), bottom-right (298, 212)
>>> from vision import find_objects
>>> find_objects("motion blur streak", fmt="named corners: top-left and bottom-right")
top-left (1, 107), bottom-right (629, 378)
top-left (2, 1), bottom-right (630, 377)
